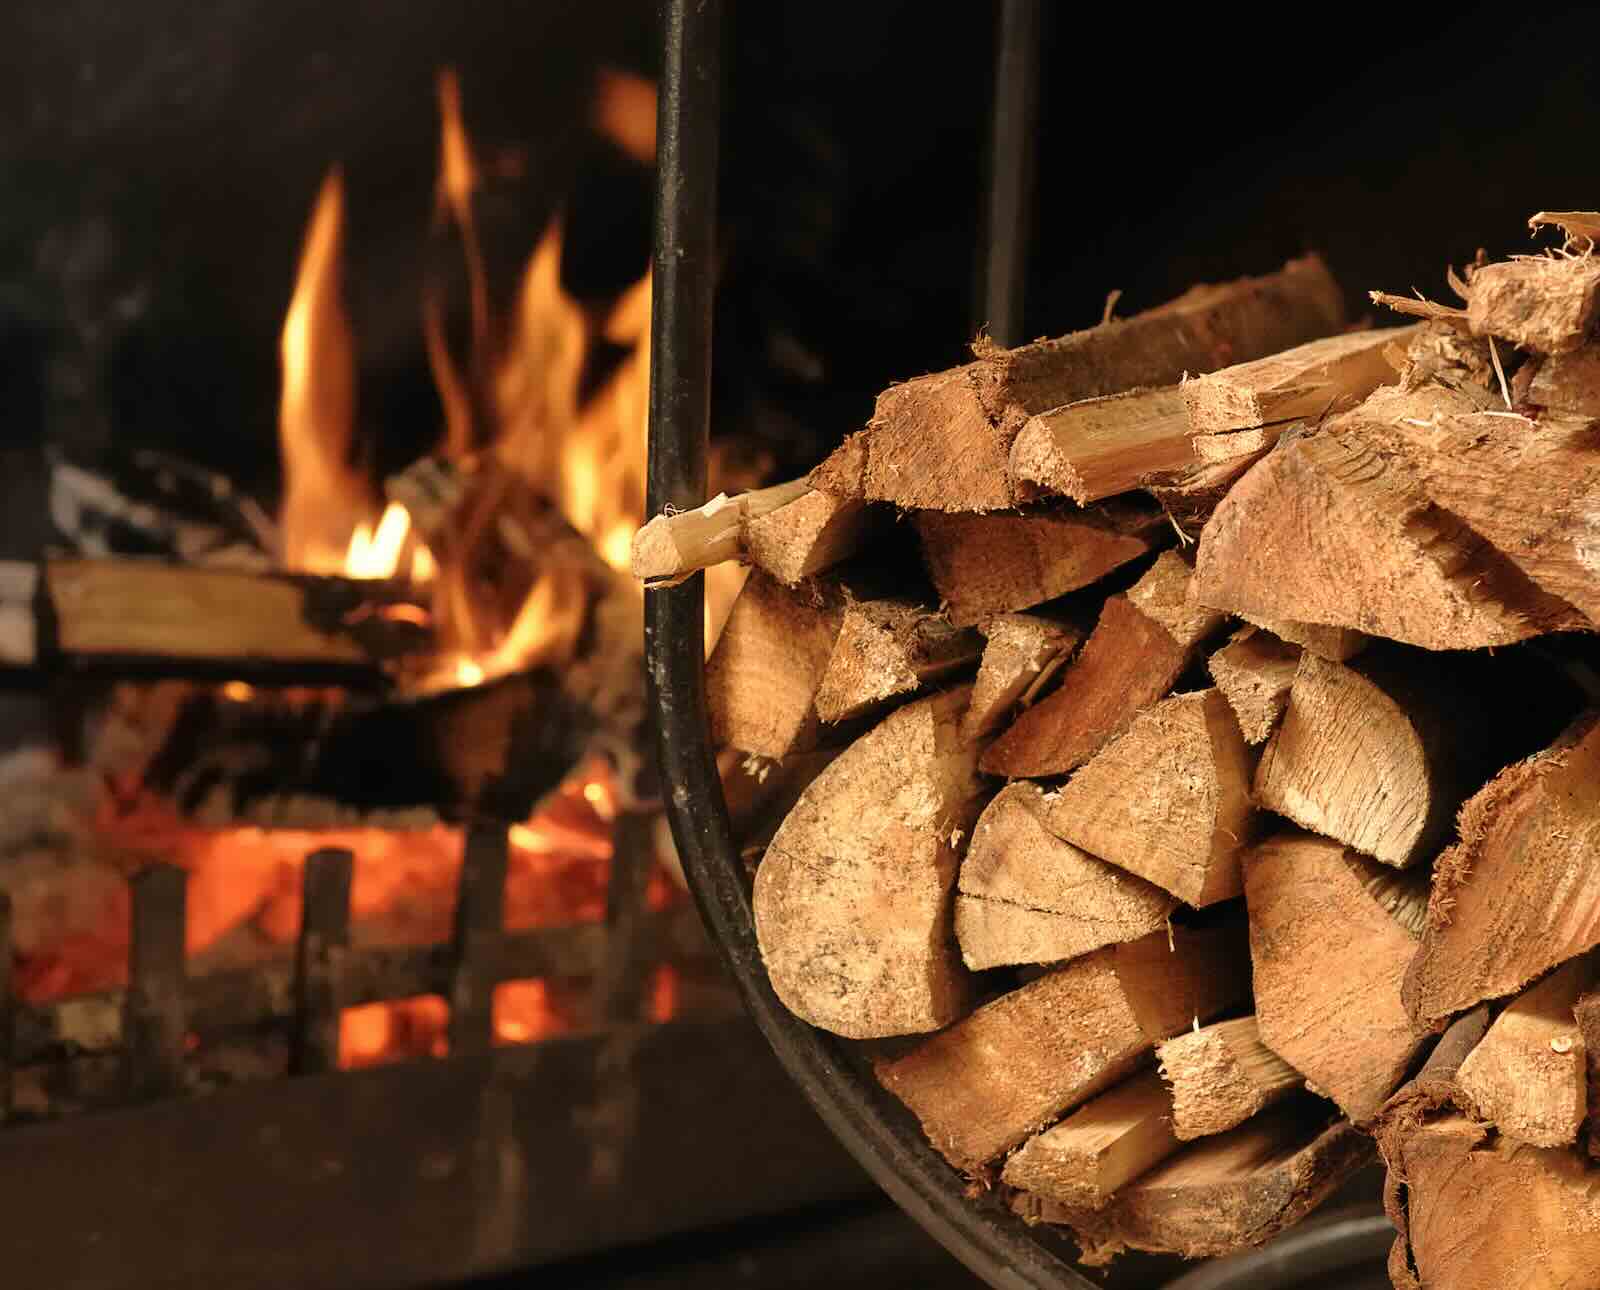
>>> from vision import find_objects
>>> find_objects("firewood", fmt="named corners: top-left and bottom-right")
top-left (1000, 1069), bottom-right (1179, 1208)
top-left (1404, 713), bottom-right (1600, 1032)
top-left (1462, 254), bottom-right (1600, 354)
top-left (1014, 1098), bottom-right (1371, 1266)
top-left (1526, 343), bottom-right (1600, 417)
top-left (1190, 422), bottom-right (1287, 462)
top-left (1253, 649), bottom-right (1494, 868)
top-left (742, 488), bottom-right (874, 586)
top-left (629, 478), bottom-right (810, 585)
top-left (753, 687), bottom-right (983, 1038)
top-left (705, 570), bottom-right (846, 758)
top-left (912, 501), bottom-right (1164, 626)
top-left (1244, 830), bottom-right (1429, 1121)
top-left (0, 557), bottom-right (428, 674)
top-left (1363, 399), bottom-right (1600, 629)
top-left (1575, 989), bottom-right (1600, 1160)
top-left (960, 613), bottom-right (1084, 741)
top-left (954, 784), bottom-right (1176, 970)
top-left (1181, 326), bottom-right (1414, 432)
top-left (813, 600), bottom-right (981, 724)
top-left (1157, 1016), bottom-right (1303, 1140)
top-left (1207, 628), bottom-right (1300, 744)
top-left (810, 255), bottom-right (1344, 513)
top-left (1008, 386), bottom-right (1196, 505)
top-left (1039, 689), bottom-right (1253, 907)
top-left (1193, 406), bottom-right (1581, 648)
top-left (980, 554), bottom-right (1215, 778)
top-left (877, 921), bottom-right (1249, 1171)
top-left (1236, 613), bottom-right (1366, 662)
top-left (1142, 448), bottom-right (1270, 542)
top-left (1384, 1116), bottom-right (1600, 1290)
top-left (1454, 955), bottom-right (1594, 1147)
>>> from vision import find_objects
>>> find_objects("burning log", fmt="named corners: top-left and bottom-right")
top-left (1157, 1016), bottom-right (1303, 1140)
top-left (752, 687), bottom-right (984, 1038)
top-left (810, 255), bottom-right (1344, 513)
top-left (0, 558), bottom-right (429, 676)
top-left (954, 784), bottom-right (1176, 970)
top-left (874, 921), bottom-right (1249, 1172)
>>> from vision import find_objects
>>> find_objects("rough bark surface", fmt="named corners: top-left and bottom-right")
top-left (753, 687), bottom-right (984, 1038)
top-left (877, 923), bottom-right (1249, 1171)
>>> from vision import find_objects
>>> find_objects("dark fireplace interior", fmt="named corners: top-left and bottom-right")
top-left (0, 2), bottom-right (1594, 1287)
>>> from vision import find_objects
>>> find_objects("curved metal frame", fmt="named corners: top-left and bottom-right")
top-left (643, 2), bottom-right (1090, 1286)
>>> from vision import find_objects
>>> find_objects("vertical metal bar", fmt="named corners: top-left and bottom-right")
top-left (292, 847), bottom-right (353, 1075)
top-left (447, 822), bottom-right (509, 1055)
top-left (125, 864), bottom-right (188, 1100)
top-left (0, 892), bottom-right (12, 1120)
top-left (979, 0), bottom-right (1041, 348)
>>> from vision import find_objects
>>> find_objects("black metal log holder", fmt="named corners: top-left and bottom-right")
top-left (645, 2), bottom-right (1096, 1286)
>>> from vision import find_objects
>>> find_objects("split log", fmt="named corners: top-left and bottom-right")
top-left (1142, 447), bottom-right (1270, 542)
top-left (811, 255), bottom-right (1344, 513)
top-left (1454, 955), bottom-right (1593, 1147)
top-left (753, 687), bottom-right (984, 1038)
top-left (1236, 614), bottom-right (1366, 662)
top-left (1207, 628), bottom-right (1300, 744)
top-left (629, 479), bottom-right (810, 585)
top-left (1463, 254), bottom-right (1600, 354)
top-left (742, 488), bottom-right (875, 586)
top-left (1190, 422), bottom-right (1289, 462)
top-left (913, 501), bottom-right (1164, 626)
top-left (1383, 1116), bottom-right (1600, 1290)
top-left (1253, 649), bottom-right (1494, 868)
top-left (1008, 386), bottom-right (1197, 505)
top-left (1157, 1016), bottom-right (1303, 1140)
top-left (960, 613), bottom-right (1084, 741)
top-left (1038, 689), bottom-right (1253, 907)
top-left (954, 784), bottom-right (1176, 970)
top-left (0, 558), bottom-right (428, 674)
top-left (981, 554), bottom-right (1216, 778)
top-left (1526, 343), bottom-right (1600, 416)
top-left (1000, 1069), bottom-right (1179, 1208)
top-left (1404, 712), bottom-right (1600, 1032)
top-left (877, 921), bottom-right (1249, 1171)
top-left (1574, 989), bottom-right (1600, 1159)
top-left (704, 570), bottom-right (845, 758)
top-left (1244, 830), bottom-right (1429, 1121)
top-left (1014, 1098), bottom-right (1371, 1266)
top-left (813, 600), bottom-right (982, 724)
top-left (1181, 326), bottom-right (1413, 432)
top-left (1193, 406), bottom-right (1582, 648)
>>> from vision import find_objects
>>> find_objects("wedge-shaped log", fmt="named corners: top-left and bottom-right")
top-left (1194, 407), bottom-right (1581, 649)
top-left (1000, 1069), bottom-right (1179, 1209)
top-left (1254, 650), bottom-right (1494, 868)
top-left (813, 600), bottom-right (981, 724)
top-left (1405, 713), bottom-right (1600, 1032)
top-left (1013, 1098), bottom-right (1371, 1266)
top-left (960, 613), bottom-right (1083, 741)
top-left (1237, 613), bottom-right (1366, 662)
top-left (877, 922), bottom-right (1249, 1171)
top-left (1464, 254), bottom-right (1600, 354)
top-left (1158, 1016), bottom-right (1303, 1140)
top-left (743, 487), bottom-right (875, 587)
top-left (1527, 343), bottom-right (1600, 417)
top-left (630, 479), bottom-right (810, 585)
top-left (753, 687), bottom-right (983, 1038)
top-left (811, 255), bottom-right (1344, 513)
top-left (981, 554), bottom-right (1218, 778)
top-left (1244, 831), bottom-right (1428, 1121)
top-left (1385, 1116), bottom-right (1600, 1290)
top-left (1455, 955), bottom-right (1593, 1148)
top-left (1207, 628), bottom-right (1301, 745)
top-left (954, 784), bottom-right (1176, 970)
top-left (913, 501), bottom-right (1163, 626)
top-left (1040, 689), bottom-right (1253, 907)
top-left (1009, 386), bottom-right (1196, 505)
top-left (1181, 325), bottom-right (1413, 432)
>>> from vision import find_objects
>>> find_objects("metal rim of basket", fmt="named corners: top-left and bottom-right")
top-left (642, 2), bottom-right (1092, 1286)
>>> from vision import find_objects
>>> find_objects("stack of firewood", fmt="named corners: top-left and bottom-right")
top-left (633, 211), bottom-right (1600, 1285)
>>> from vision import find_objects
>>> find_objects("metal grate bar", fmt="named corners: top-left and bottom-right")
top-left (446, 822), bottom-right (509, 1055)
top-left (292, 847), bottom-right (353, 1075)
top-left (124, 864), bottom-right (188, 1099)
